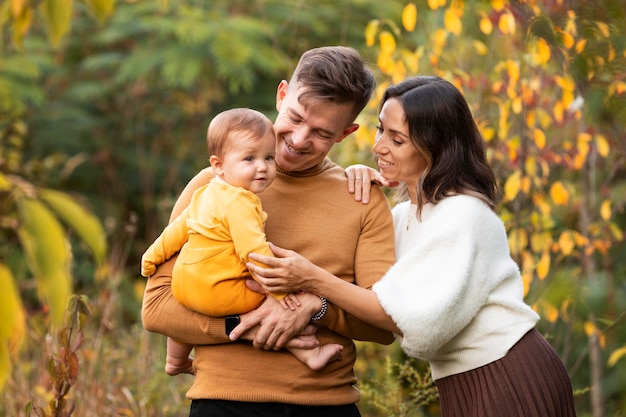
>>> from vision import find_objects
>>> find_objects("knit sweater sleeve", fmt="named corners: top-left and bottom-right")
top-left (323, 185), bottom-right (396, 344)
top-left (140, 206), bottom-right (190, 277)
top-left (373, 195), bottom-right (518, 358)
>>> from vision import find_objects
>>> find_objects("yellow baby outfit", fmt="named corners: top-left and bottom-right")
top-left (141, 178), bottom-right (282, 316)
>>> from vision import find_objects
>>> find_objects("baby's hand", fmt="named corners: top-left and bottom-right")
top-left (279, 292), bottom-right (302, 311)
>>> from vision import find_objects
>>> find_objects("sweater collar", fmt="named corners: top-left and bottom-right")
top-left (276, 158), bottom-right (332, 178)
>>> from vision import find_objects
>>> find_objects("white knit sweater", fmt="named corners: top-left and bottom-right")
top-left (373, 194), bottom-right (539, 380)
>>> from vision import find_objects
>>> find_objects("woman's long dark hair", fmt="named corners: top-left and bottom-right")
top-left (381, 76), bottom-right (499, 213)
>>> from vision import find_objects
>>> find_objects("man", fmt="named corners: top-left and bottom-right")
top-left (142, 46), bottom-right (396, 417)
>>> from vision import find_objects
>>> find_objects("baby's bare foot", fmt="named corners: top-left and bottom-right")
top-left (165, 356), bottom-right (194, 376)
top-left (305, 344), bottom-right (343, 371)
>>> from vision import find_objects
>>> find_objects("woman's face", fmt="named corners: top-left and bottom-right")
top-left (373, 98), bottom-right (427, 202)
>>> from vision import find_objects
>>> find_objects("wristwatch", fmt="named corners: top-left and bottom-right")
top-left (225, 315), bottom-right (240, 336)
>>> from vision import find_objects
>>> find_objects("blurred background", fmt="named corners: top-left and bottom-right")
top-left (1, 0), bottom-right (625, 416)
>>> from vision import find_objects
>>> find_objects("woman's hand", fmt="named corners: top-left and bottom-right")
top-left (346, 164), bottom-right (398, 203)
top-left (247, 243), bottom-right (322, 294)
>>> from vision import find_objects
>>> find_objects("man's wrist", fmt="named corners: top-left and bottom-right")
top-left (310, 296), bottom-right (327, 321)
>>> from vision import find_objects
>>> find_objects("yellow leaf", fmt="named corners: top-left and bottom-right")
top-left (525, 110), bottom-right (536, 128)
top-left (504, 170), bottom-right (522, 202)
top-left (508, 228), bottom-right (528, 255)
top-left (573, 231), bottom-right (589, 247)
top-left (550, 181), bottom-right (569, 206)
top-left (558, 231), bottom-right (575, 256)
top-left (524, 156), bottom-right (537, 177)
top-left (512, 97), bottom-right (522, 114)
top-left (427, 0), bottom-right (446, 10)
top-left (595, 134), bottom-right (609, 157)
top-left (490, 0), bottom-right (505, 11)
top-left (584, 321), bottom-right (598, 337)
top-left (608, 346), bottom-right (626, 367)
top-left (533, 38), bottom-right (551, 65)
top-left (444, 8), bottom-right (462, 36)
top-left (377, 51), bottom-right (394, 75)
top-left (506, 60), bottom-right (520, 84)
top-left (553, 100), bottom-right (564, 123)
top-left (521, 270), bottom-right (532, 297)
top-left (530, 231), bottom-right (552, 252)
top-left (613, 81), bottom-right (626, 94)
top-left (40, 189), bottom-right (108, 263)
top-left (39, 0), bottom-right (73, 48)
top-left (533, 128), bottom-right (546, 149)
top-left (536, 251), bottom-right (550, 280)
top-left (83, 0), bottom-right (114, 23)
top-left (498, 11), bottom-right (516, 35)
top-left (576, 137), bottom-right (590, 164)
top-left (379, 30), bottom-right (396, 55)
top-left (542, 302), bottom-right (559, 323)
top-left (482, 126), bottom-right (495, 142)
top-left (0, 263), bottom-right (26, 391)
top-left (12, 5), bottom-right (33, 41)
top-left (402, 3), bottom-right (417, 32)
top-left (472, 40), bottom-right (488, 55)
top-left (365, 20), bottom-right (378, 47)
top-left (0, 264), bottom-right (25, 351)
top-left (575, 38), bottom-right (586, 53)
top-left (479, 12), bottom-right (492, 35)
top-left (561, 30), bottom-right (574, 49)
top-left (599, 200), bottom-right (611, 222)
top-left (609, 222), bottom-right (624, 241)
top-left (16, 197), bottom-right (72, 325)
top-left (402, 48), bottom-right (422, 73)
top-left (432, 28), bottom-right (449, 50)
top-left (11, 0), bottom-right (26, 17)
top-left (596, 21), bottom-right (610, 37)
top-left (0, 173), bottom-right (11, 191)
top-left (0, 344), bottom-right (9, 393)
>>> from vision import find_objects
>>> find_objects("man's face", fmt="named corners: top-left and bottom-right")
top-left (273, 80), bottom-right (358, 172)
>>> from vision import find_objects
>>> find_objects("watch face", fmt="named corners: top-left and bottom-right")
top-left (225, 315), bottom-right (240, 336)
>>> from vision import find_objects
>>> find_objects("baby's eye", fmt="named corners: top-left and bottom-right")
top-left (244, 156), bottom-right (255, 162)
top-left (266, 155), bottom-right (275, 161)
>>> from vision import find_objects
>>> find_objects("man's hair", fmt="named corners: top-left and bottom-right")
top-left (207, 108), bottom-right (274, 158)
top-left (291, 46), bottom-right (375, 121)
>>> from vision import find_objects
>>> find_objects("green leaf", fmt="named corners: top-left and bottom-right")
top-left (16, 197), bottom-right (72, 325)
top-left (39, 189), bottom-right (107, 264)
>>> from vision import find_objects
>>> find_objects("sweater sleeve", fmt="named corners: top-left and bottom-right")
top-left (140, 207), bottom-right (190, 277)
top-left (373, 196), bottom-right (516, 358)
top-left (322, 186), bottom-right (396, 344)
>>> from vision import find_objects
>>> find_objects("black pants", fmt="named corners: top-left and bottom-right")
top-left (189, 399), bottom-right (361, 417)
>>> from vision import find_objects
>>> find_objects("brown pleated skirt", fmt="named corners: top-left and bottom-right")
top-left (435, 328), bottom-right (577, 417)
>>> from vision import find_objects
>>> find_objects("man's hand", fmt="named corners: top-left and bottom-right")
top-left (228, 292), bottom-right (321, 350)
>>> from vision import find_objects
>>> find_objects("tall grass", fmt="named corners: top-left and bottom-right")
top-left (3, 286), bottom-right (437, 417)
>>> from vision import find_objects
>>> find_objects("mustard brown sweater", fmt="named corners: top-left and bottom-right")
top-left (142, 158), bottom-right (396, 405)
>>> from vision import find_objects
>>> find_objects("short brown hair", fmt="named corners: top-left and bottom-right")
top-left (206, 108), bottom-right (274, 158)
top-left (291, 46), bottom-right (375, 122)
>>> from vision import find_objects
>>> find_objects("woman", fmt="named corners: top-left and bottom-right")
top-left (246, 76), bottom-right (577, 416)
